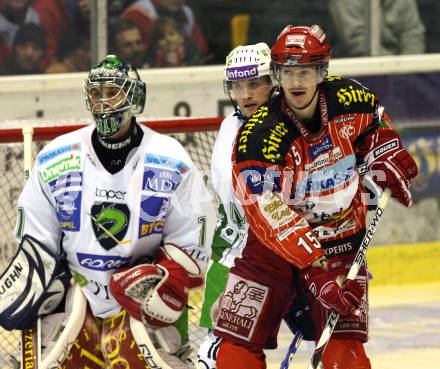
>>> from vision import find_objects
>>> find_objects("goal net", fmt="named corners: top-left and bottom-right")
top-left (0, 117), bottom-right (222, 367)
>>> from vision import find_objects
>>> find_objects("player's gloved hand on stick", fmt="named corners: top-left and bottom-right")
top-left (316, 278), bottom-right (363, 316)
top-left (361, 130), bottom-right (418, 207)
top-left (303, 258), bottom-right (364, 316)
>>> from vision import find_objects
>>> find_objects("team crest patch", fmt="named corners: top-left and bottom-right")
top-left (90, 202), bottom-right (130, 250)
top-left (216, 273), bottom-right (269, 341)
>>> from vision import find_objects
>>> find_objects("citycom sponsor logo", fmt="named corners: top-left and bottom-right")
top-left (77, 253), bottom-right (130, 271)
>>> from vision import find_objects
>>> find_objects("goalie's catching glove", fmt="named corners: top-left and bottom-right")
top-left (360, 129), bottom-right (418, 207)
top-left (110, 244), bottom-right (201, 327)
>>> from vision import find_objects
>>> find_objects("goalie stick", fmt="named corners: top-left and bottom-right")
top-left (20, 127), bottom-right (41, 369)
top-left (300, 188), bottom-right (392, 369)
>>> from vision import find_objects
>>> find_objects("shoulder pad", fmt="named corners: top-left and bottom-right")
top-left (322, 76), bottom-right (378, 117)
top-left (235, 99), bottom-right (299, 165)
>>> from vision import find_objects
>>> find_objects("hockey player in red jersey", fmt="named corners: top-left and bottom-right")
top-left (214, 25), bottom-right (418, 369)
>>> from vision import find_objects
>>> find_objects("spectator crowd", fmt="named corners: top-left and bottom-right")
top-left (0, 0), bottom-right (437, 76)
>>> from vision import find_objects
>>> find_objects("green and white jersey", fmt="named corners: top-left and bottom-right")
top-left (200, 112), bottom-right (248, 329)
top-left (210, 112), bottom-right (249, 267)
top-left (16, 124), bottom-right (216, 319)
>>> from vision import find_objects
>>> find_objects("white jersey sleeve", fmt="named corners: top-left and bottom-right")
top-left (210, 112), bottom-right (248, 268)
top-left (15, 142), bottom-right (72, 252)
top-left (161, 139), bottom-right (216, 266)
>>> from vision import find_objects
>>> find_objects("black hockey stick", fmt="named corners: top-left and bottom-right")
top-left (303, 188), bottom-right (391, 369)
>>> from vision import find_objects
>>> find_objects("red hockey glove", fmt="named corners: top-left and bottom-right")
top-left (303, 262), bottom-right (364, 316)
top-left (110, 244), bottom-right (201, 327)
top-left (362, 130), bottom-right (418, 207)
top-left (317, 278), bottom-right (364, 315)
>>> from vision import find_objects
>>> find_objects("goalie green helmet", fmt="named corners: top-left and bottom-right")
top-left (84, 55), bottom-right (146, 138)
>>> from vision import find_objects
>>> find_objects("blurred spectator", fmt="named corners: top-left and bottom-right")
top-left (62, 0), bottom-right (90, 23)
top-left (247, 0), bottom-right (331, 48)
top-left (122, 0), bottom-right (209, 60)
top-left (328, 0), bottom-right (426, 57)
top-left (108, 0), bottom-right (135, 26)
top-left (109, 19), bottom-right (147, 69)
top-left (417, 0), bottom-right (440, 53)
top-left (46, 25), bottom-right (90, 73)
top-left (190, 0), bottom-right (331, 64)
top-left (147, 16), bottom-right (203, 67)
top-left (0, 0), bottom-right (64, 68)
top-left (0, 22), bottom-right (46, 74)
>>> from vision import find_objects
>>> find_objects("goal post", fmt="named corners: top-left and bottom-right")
top-left (0, 117), bottom-right (223, 366)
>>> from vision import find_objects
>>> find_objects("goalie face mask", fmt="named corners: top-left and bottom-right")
top-left (0, 234), bottom-right (71, 331)
top-left (84, 55), bottom-right (146, 139)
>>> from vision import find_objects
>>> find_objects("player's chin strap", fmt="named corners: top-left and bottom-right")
top-left (302, 188), bottom-right (392, 369)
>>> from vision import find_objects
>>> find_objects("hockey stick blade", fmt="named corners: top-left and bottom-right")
top-left (280, 330), bottom-right (303, 369)
top-left (304, 188), bottom-right (391, 369)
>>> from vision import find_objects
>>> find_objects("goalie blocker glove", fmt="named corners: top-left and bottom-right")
top-left (110, 243), bottom-right (201, 327)
top-left (360, 129), bottom-right (418, 207)
top-left (0, 234), bottom-right (71, 331)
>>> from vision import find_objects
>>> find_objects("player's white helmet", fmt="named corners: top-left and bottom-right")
top-left (84, 55), bottom-right (146, 138)
top-left (223, 42), bottom-right (272, 96)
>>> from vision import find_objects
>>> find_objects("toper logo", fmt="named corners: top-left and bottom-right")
top-left (95, 188), bottom-right (126, 200)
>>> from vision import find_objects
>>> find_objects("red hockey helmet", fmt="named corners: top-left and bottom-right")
top-left (271, 25), bottom-right (332, 66)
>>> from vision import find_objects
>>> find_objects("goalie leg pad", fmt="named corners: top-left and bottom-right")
top-left (41, 284), bottom-right (105, 369)
top-left (196, 330), bottom-right (222, 369)
top-left (101, 309), bottom-right (191, 369)
top-left (0, 234), bottom-right (71, 331)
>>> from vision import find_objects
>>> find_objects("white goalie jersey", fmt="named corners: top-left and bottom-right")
top-left (15, 123), bottom-right (215, 318)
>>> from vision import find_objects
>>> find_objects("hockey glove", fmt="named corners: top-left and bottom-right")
top-left (361, 130), bottom-right (418, 207)
top-left (303, 262), bottom-right (364, 316)
top-left (110, 244), bottom-right (201, 327)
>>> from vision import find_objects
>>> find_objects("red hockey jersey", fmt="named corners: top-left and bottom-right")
top-left (232, 76), bottom-right (395, 269)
